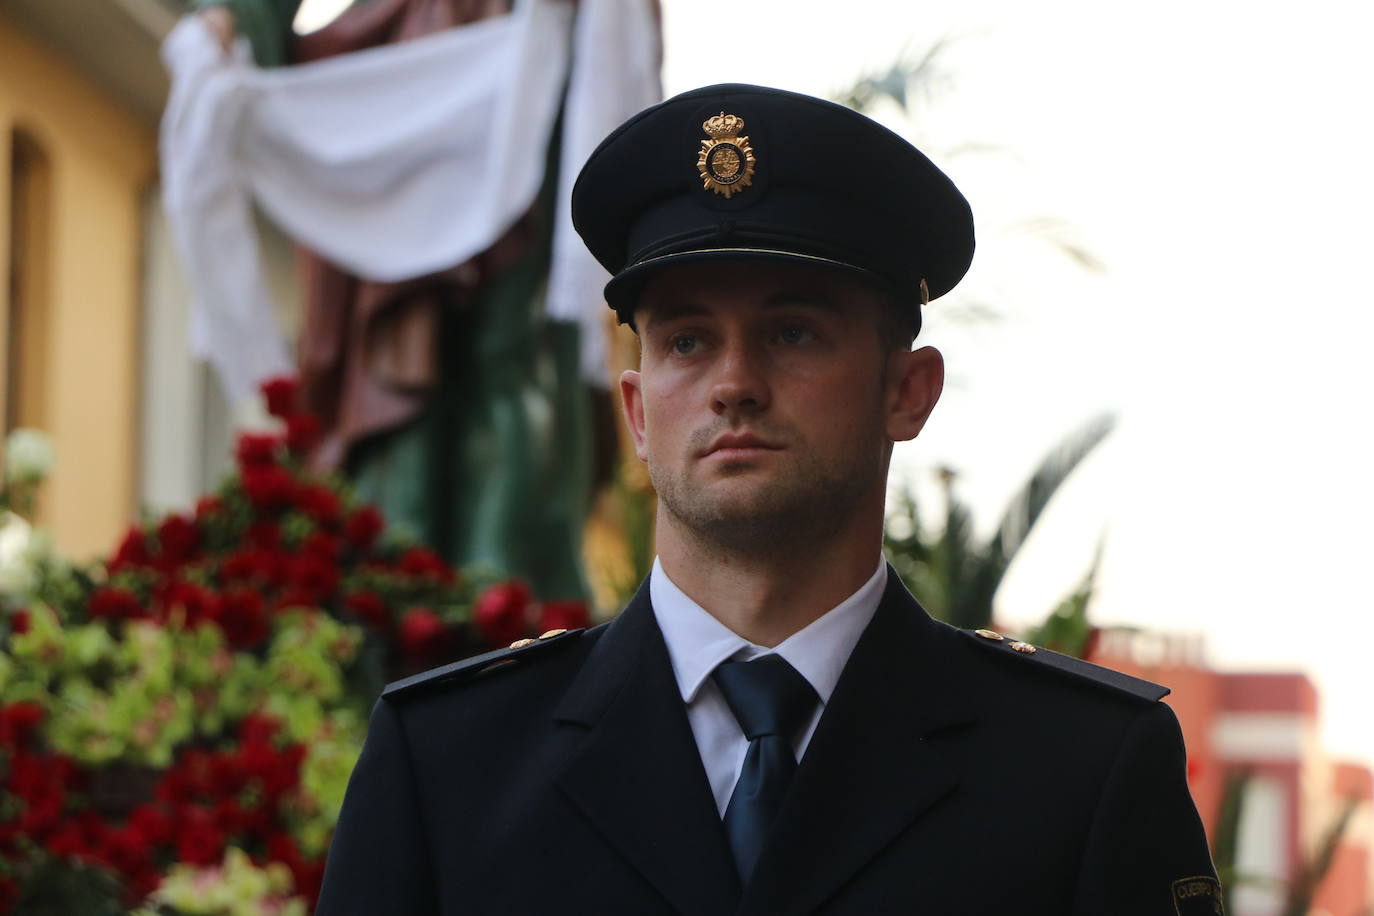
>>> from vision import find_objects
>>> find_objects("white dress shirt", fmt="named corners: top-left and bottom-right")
top-left (650, 556), bottom-right (887, 816)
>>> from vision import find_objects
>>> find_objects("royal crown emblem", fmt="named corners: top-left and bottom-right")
top-left (697, 112), bottom-right (756, 199)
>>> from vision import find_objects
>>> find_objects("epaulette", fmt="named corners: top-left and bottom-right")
top-left (961, 628), bottom-right (1169, 703)
top-left (382, 627), bottom-right (586, 702)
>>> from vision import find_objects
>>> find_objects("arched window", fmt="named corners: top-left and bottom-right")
top-left (6, 127), bottom-right (52, 435)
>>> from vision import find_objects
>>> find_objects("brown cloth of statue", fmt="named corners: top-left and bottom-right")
top-left (290, 0), bottom-right (530, 472)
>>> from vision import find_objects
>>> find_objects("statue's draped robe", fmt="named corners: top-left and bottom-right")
top-left (195, 0), bottom-right (596, 600)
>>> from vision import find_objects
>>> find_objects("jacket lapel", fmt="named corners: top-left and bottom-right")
top-left (553, 581), bottom-right (741, 916)
top-left (740, 569), bottom-right (979, 915)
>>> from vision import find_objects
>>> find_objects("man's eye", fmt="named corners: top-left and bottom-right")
top-left (776, 326), bottom-right (815, 345)
top-left (670, 334), bottom-right (698, 355)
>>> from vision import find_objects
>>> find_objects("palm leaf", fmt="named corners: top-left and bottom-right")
top-left (1280, 796), bottom-right (1363, 916)
top-left (949, 413), bottom-right (1115, 628)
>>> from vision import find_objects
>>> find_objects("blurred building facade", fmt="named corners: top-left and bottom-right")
top-left (0, 0), bottom-right (299, 561)
top-left (1092, 630), bottom-right (1372, 914)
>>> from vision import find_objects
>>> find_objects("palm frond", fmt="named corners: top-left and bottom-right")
top-left (1280, 796), bottom-right (1363, 916)
top-left (987, 413), bottom-right (1115, 576)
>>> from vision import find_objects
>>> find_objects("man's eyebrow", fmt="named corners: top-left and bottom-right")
top-left (640, 301), bottom-right (709, 331)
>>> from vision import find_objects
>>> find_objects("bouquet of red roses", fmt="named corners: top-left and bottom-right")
top-left (0, 377), bottom-right (587, 914)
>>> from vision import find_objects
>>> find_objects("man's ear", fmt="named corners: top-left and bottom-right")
top-left (884, 346), bottom-right (944, 442)
top-left (619, 369), bottom-right (649, 460)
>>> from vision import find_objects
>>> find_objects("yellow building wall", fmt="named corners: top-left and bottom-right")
top-left (0, 14), bottom-right (155, 560)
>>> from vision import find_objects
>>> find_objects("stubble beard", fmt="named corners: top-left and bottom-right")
top-left (649, 434), bottom-right (882, 559)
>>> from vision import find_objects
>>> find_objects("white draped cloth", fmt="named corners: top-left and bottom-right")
top-left (159, 0), bottom-right (660, 401)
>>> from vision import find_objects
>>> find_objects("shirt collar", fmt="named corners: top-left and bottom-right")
top-left (650, 556), bottom-right (887, 705)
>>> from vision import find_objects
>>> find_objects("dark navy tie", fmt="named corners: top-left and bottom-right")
top-left (712, 654), bottom-right (819, 883)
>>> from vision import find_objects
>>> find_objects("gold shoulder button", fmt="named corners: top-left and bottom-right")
top-left (509, 637), bottom-right (537, 649)
top-left (539, 628), bottom-right (568, 640)
top-left (1009, 641), bottom-right (1037, 654)
top-left (974, 629), bottom-right (1004, 641)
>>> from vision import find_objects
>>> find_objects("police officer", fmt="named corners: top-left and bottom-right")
top-left (316, 83), bottom-right (1223, 916)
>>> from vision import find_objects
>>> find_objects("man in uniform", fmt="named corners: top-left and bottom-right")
top-left (316, 84), bottom-right (1223, 915)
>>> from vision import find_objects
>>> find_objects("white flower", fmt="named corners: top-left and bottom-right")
top-left (5, 428), bottom-right (55, 485)
top-left (0, 512), bottom-right (35, 596)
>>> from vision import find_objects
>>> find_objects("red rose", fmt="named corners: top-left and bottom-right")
top-left (171, 751), bottom-right (216, 800)
top-left (266, 830), bottom-right (302, 867)
top-left (127, 869), bottom-right (163, 906)
top-left (245, 521), bottom-right (282, 549)
top-left (161, 581), bottom-right (221, 627)
top-left (238, 740), bottom-right (301, 801)
top-left (538, 600), bottom-right (590, 634)
top-left (344, 590), bottom-right (389, 628)
top-left (104, 824), bottom-right (151, 876)
top-left (216, 589), bottom-right (269, 648)
top-left (156, 513), bottom-right (200, 564)
top-left (235, 432), bottom-right (282, 469)
top-left (399, 606), bottom-right (448, 658)
top-left (342, 505), bottom-right (385, 551)
top-left (208, 752), bottom-right (248, 798)
top-left (88, 586), bottom-right (144, 622)
top-left (285, 414), bottom-right (321, 454)
top-left (302, 531), bottom-right (340, 560)
top-left (293, 857), bottom-right (327, 909)
top-left (8, 748), bottom-right (47, 794)
top-left (296, 484), bottom-right (341, 526)
top-left (398, 545), bottom-right (455, 584)
top-left (176, 818), bottom-right (225, 867)
top-left (260, 375), bottom-right (301, 419)
top-left (242, 465), bottom-right (296, 511)
top-left (473, 582), bottom-right (532, 647)
top-left (195, 496), bottom-right (224, 522)
top-left (272, 586), bottom-right (318, 614)
top-left (129, 803), bottom-right (174, 847)
top-left (109, 526), bottom-right (151, 572)
top-left (45, 821), bottom-right (88, 859)
top-left (286, 553), bottom-right (339, 605)
top-left (18, 789), bottom-right (65, 838)
top-left (212, 797), bottom-right (250, 836)
top-left (9, 609), bottom-right (28, 635)
top-left (220, 548), bottom-right (285, 587)
top-left (238, 712), bottom-right (280, 747)
top-left (0, 702), bottom-right (44, 749)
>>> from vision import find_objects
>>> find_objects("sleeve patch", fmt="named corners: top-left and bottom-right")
top-left (1172, 876), bottom-right (1224, 915)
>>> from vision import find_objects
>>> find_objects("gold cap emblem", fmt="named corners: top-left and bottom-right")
top-left (1009, 641), bottom-right (1037, 654)
top-left (974, 629), bottom-right (1004, 641)
top-left (697, 112), bottom-right (756, 199)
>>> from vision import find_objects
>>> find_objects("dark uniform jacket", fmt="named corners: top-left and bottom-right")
top-left (316, 569), bottom-right (1222, 915)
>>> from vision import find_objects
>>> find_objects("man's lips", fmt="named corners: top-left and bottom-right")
top-left (700, 433), bottom-right (783, 458)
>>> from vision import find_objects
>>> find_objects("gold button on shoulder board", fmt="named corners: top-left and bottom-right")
top-left (539, 628), bottom-right (568, 640)
top-left (1009, 641), bottom-right (1037, 654)
top-left (509, 638), bottom-right (536, 649)
top-left (974, 629), bottom-right (1004, 641)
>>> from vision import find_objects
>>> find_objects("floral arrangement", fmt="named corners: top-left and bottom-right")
top-left (0, 379), bottom-right (588, 914)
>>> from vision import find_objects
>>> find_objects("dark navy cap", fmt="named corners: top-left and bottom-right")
top-left (571, 83), bottom-right (975, 333)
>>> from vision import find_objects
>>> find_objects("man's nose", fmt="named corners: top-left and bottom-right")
top-left (709, 342), bottom-right (770, 416)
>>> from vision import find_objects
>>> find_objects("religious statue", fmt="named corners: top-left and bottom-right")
top-left (172, 0), bottom-right (661, 602)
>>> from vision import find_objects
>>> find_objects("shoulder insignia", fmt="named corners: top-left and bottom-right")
top-left (382, 627), bottom-right (587, 702)
top-left (1172, 875), bottom-right (1224, 915)
top-left (962, 628), bottom-right (1169, 702)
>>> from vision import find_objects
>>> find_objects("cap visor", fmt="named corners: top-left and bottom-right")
top-left (604, 246), bottom-right (891, 317)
